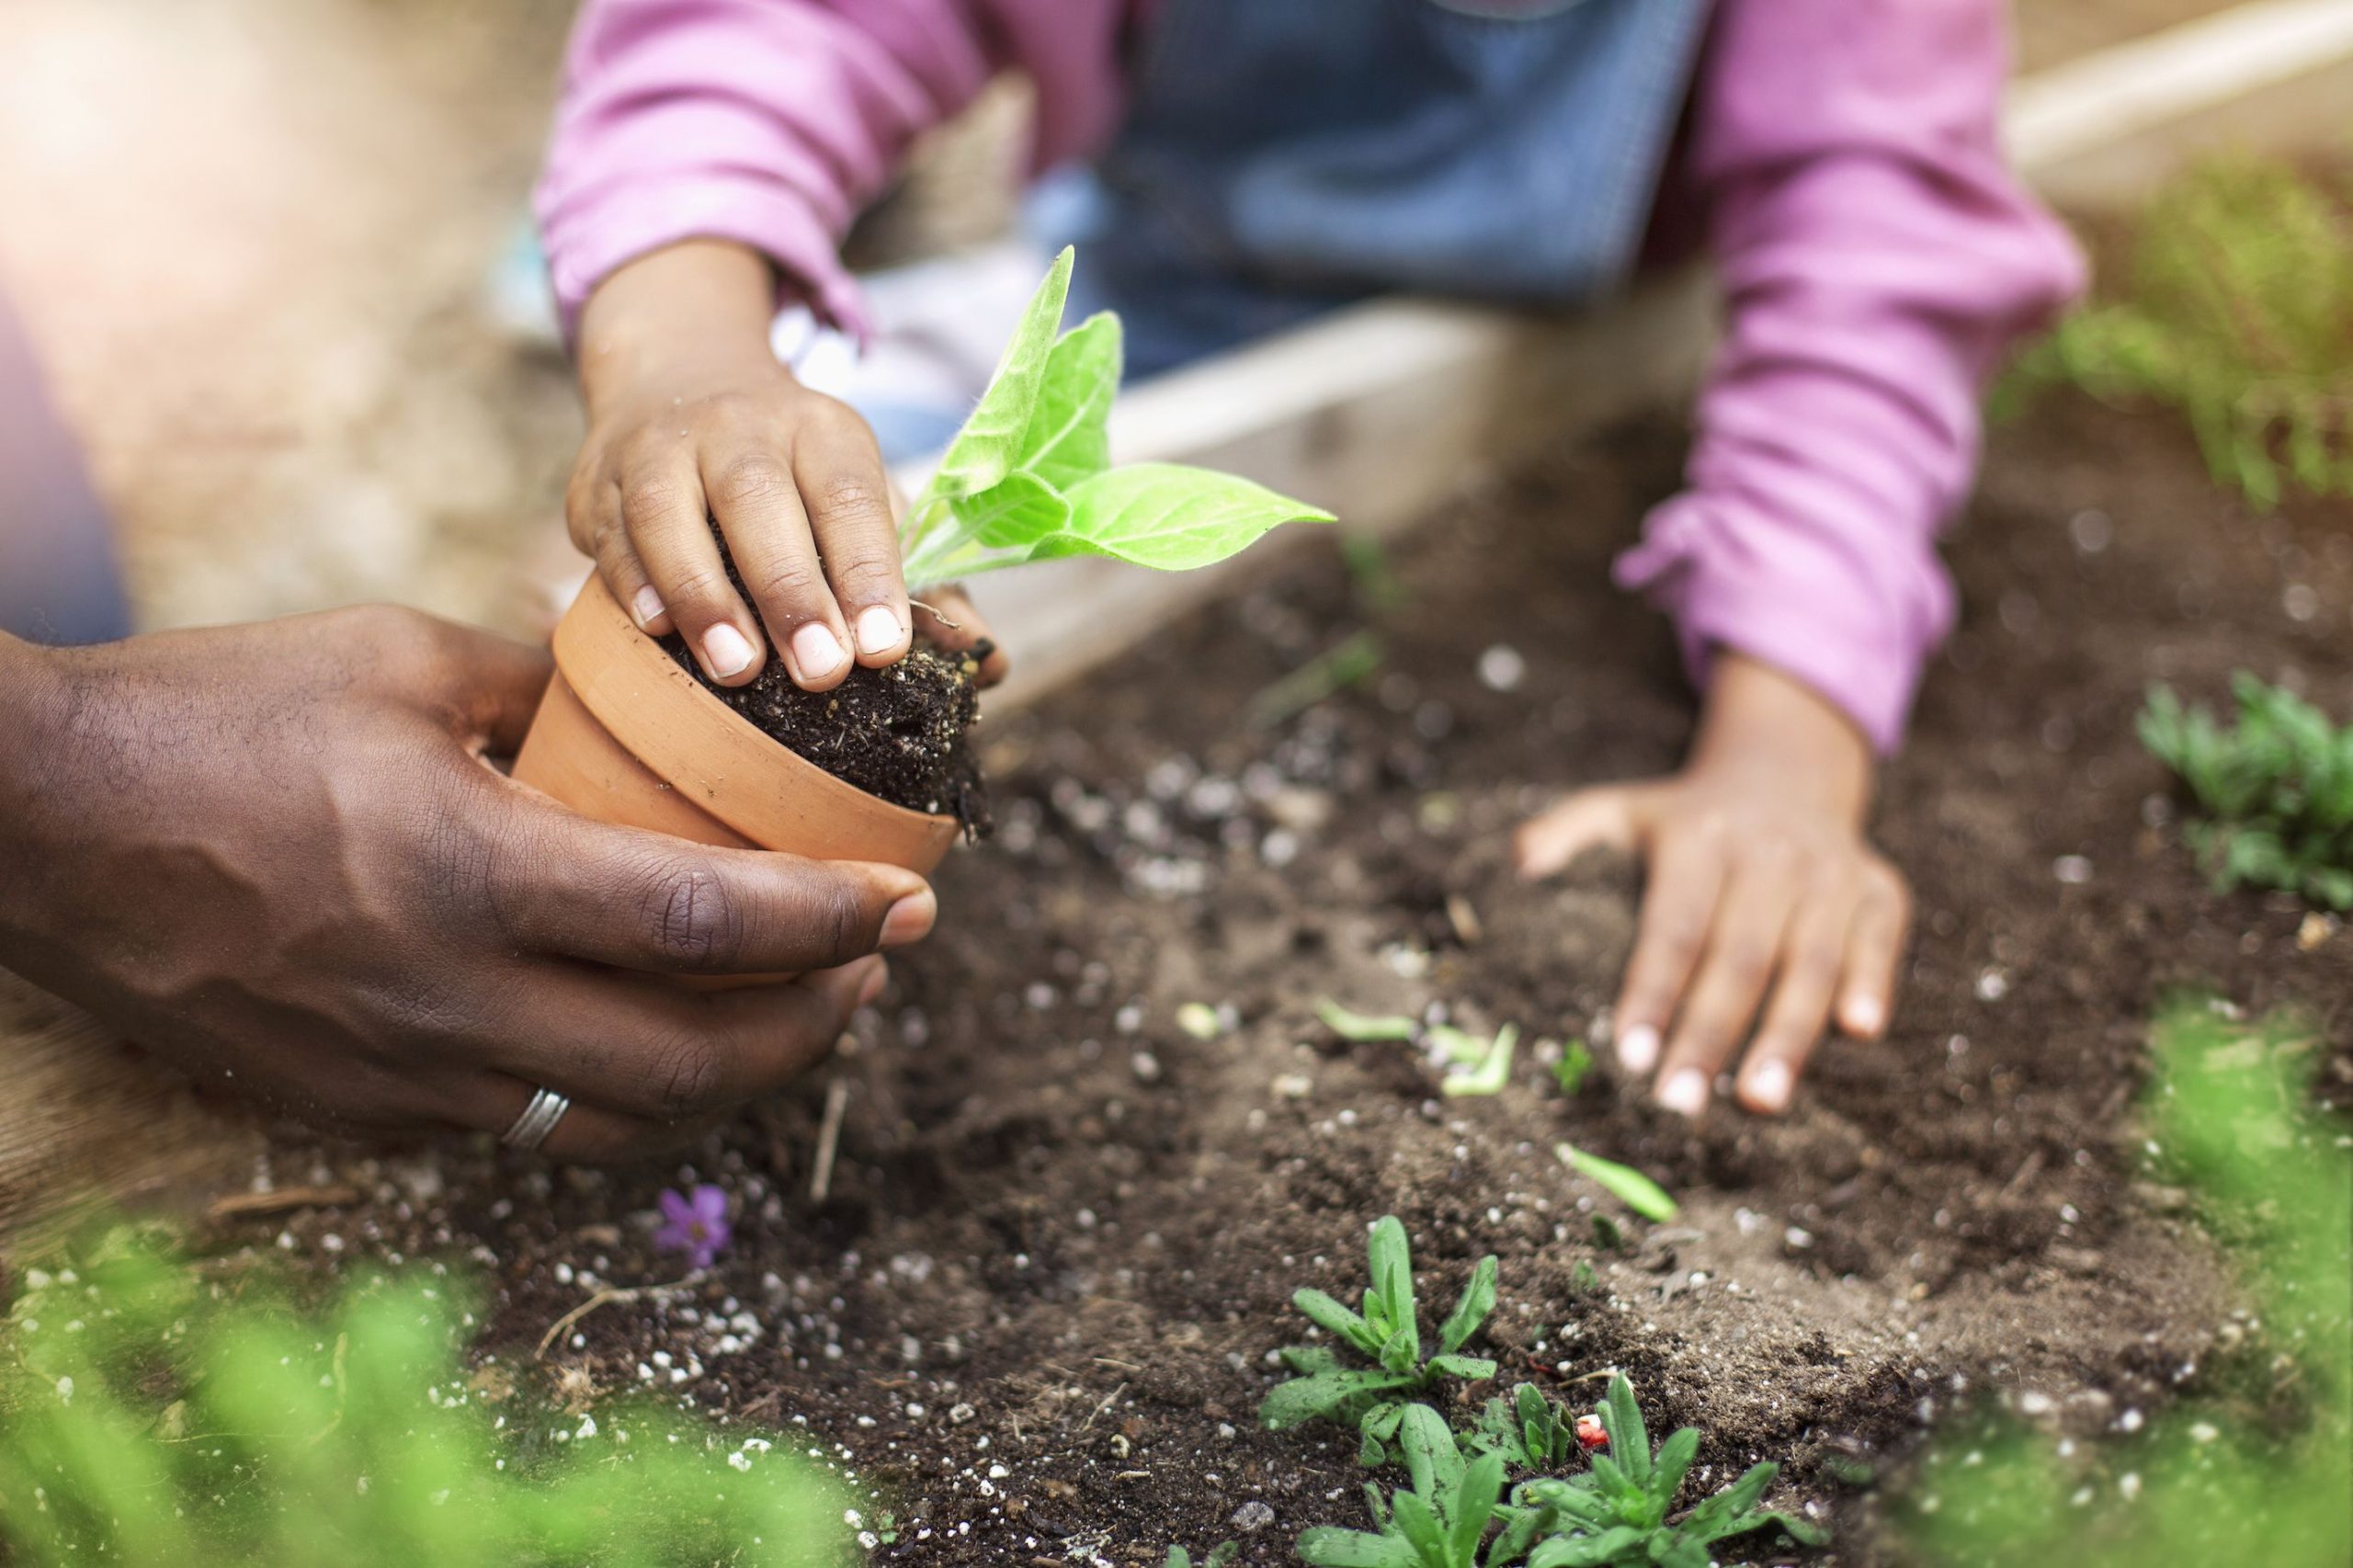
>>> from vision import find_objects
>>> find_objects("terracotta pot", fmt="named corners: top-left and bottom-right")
top-left (513, 573), bottom-right (962, 877)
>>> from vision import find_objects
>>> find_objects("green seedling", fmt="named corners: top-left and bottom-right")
top-left (0, 1228), bottom-right (847, 1567)
top-left (1488, 1375), bottom-right (1824, 1568)
top-left (1165, 1545), bottom-right (1238, 1568)
top-left (2140, 675), bottom-right (2353, 910)
top-left (1261, 1216), bottom-right (1499, 1457)
top-left (1556, 1144), bottom-right (1679, 1224)
top-left (1318, 999), bottom-right (1420, 1043)
top-left (1297, 1404), bottom-right (1510, 1568)
top-left (1440, 1024), bottom-right (1519, 1098)
top-left (897, 247), bottom-right (1332, 588)
top-left (1547, 1040), bottom-right (1594, 1096)
top-left (1465, 1385), bottom-right (1586, 1471)
top-left (1249, 631), bottom-right (1385, 730)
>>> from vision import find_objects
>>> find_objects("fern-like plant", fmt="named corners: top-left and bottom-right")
top-left (2006, 155), bottom-right (2353, 506)
top-left (2140, 674), bottom-right (2353, 910)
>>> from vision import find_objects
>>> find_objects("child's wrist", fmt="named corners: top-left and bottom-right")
top-left (577, 241), bottom-right (785, 409)
top-left (1688, 653), bottom-right (1873, 817)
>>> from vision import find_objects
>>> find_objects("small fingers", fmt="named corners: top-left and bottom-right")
top-left (705, 440), bottom-right (856, 691)
top-left (1609, 813), bottom-right (1726, 1082)
top-left (620, 446), bottom-right (763, 685)
top-left (1654, 848), bottom-right (1803, 1118)
top-left (1733, 892), bottom-right (1848, 1115)
top-left (1837, 858), bottom-right (1913, 1040)
top-left (1514, 786), bottom-right (1644, 880)
top-left (571, 469), bottom-right (672, 636)
top-left (793, 403), bottom-right (910, 672)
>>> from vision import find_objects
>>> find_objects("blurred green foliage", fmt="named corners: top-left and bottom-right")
top-left (2141, 674), bottom-right (2353, 910)
top-left (0, 1229), bottom-right (848, 1566)
top-left (2006, 155), bottom-right (2353, 506)
top-left (1897, 997), bottom-right (2351, 1567)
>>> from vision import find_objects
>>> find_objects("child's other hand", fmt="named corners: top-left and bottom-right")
top-left (1513, 654), bottom-right (1910, 1119)
top-left (569, 240), bottom-right (912, 690)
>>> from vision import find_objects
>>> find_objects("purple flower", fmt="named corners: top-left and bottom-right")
top-left (654, 1185), bottom-right (732, 1270)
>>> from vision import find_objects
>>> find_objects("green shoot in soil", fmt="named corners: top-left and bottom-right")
top-left (1441, 1024), bottom-right (1519, 1098)
top-left (1299, 1404), bottom-right (1508, 1568)
top-left (1555, 1143), bottom-right (1680, 1223)
top-left (2004, 155), bottom-right (2353, 506)
top-left (898, 247), bottom-right (1332, 587)
top-left (1466, 1385), bottom-right (1586, 1471)
top-left (1547, 1040), bottom-right (1595, 1096)
top-left (1248, 631), bottom-right (1385, 730)
top-left (1896, 996), bottom-right (2350, 1567)
top-left (2140, 675), bottom-right (2353, 909)
top-left (1261, 1216), bottom-right (1499, 1459)
top-left (1490, 1374), bottom-right (1824, 1568)
top-left (0, 1229), bottom-right (847, 1567)
top-left (1166, 1545), bottom-right (1239, 1568)
top-left (1318, 999), bottom-right (1420, 1043)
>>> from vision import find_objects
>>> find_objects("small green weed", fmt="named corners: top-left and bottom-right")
top-left (2140, 675), bottom-right (2353, 910)
top-left (1261, 1217), bottom-right (1499, 1461)
top-left (1165, 1544), bottom-right (1239, 1568)
top-left (1297, 1404), bottom-right (1508, 1568)
top-left (1547, 1041), bottom-right (1595, 1096)
top-left (1465, 1385), bottom-right (1587, 1471)
top-left (0, 1228), bottom-right (846, 1566)
top-left (1555, 1144), bottom-right (1679, 1224)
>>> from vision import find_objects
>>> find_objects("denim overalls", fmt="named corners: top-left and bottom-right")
top-left (1063, 0), bottom-right (1714, 378)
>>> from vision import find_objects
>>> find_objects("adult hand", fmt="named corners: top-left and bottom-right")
top-left (0, 608), bottom-right (938, 1160)
top-left (1514, 654), bottom-right (1911, 1118)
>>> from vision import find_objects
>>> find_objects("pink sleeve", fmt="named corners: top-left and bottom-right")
top-left (1615, 0), bottom-right (2085, 755)
top-left (534, 0), bottom-right (1123, 341)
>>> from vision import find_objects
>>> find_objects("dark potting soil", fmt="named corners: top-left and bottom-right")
top-left (658, 527), bottom-right (992, 833)
top-left (223, 393), bottom-right (2349, 1565)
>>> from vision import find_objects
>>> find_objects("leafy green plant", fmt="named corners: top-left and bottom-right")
top-left (1464, 1385), bottom-right (1586, 1471)
top-left (1488, 1376), bottom-right (1824, 1568)
top-left (1317, 999), bottom-right (1420, 1043)
top-left (1555, 1144), bottom-right (1679, 1224)
top-left (2140, 674), bottom-right (2353, 909)
top-left (1897, 997), bottom-right (2350, 1566)
top-left (1261, 1216), bottom-right (1499, 1461)
top-left (0, 1228), bottom-right (847, 1566)
top-left (2005, 155), bottom-right (2353, 506)
top-left (1439, 1024), bottom-right (1519, 1099)
top-left (897, 247), bottom-right (1332, 587)
top-left (1298, 1404), bottom-right (1509, 1568)
top-left (1547, 1041), bottom-right (1595, 1096)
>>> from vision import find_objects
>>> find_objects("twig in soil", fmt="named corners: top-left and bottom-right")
top-left (1082, 1381), bottom-right (1129, 1430)
top-left (1245, 630), bottom-right (1382, 729)
top-left (534, 1278), bottom-right (697, 1360)
top-left (2002, 1146), bottom-right (2047, 1197)
top-left (810, 1078), bottom-right (850, 1203)
top-left (908, 597), bottom-right (962, 630)
top-left (206, 1185), bottom-right (358, 1221)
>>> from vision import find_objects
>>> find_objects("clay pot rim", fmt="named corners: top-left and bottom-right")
top-left (551, 574), bottom-right (961, 854)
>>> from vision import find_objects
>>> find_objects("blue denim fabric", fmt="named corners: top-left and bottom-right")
top-left (0, 290), bottom-right (132, 644)
top-left (1059, 0), bottom-right (1712, 379)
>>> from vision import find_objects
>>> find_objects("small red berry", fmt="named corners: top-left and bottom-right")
top-left (1575, 1413), bottom-right (1608, 1450)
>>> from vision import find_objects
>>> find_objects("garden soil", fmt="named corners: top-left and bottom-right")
top-left (216, 393), bottom-right (2352, 1564)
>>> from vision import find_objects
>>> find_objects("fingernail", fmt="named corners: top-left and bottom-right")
top-left (702, 623), bottom-right (756, 678)
top-left (1618, 1023), bottom-right (1660, 1074)
top-left (879, 889), bottom-right (937, 949)
top-left (1843, 994), bottom-right (1886, 1037)
top-left (790, 621), bottom-right (846, 680)
top-left (856, 958), bottom-right (890, 1006)
top-left (1658, 1069), bottom-right (1709, 1119)
top-left (631, 585), bottom-right (666, 629)
top-left (856, 605), bottom-right (904, 657)
top-left (1745, 1060), bottom-right (1792, 1114)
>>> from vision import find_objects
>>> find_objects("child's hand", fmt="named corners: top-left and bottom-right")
top-left (569, 240), bottom-right (913, 689)
top-left (1513, 654), bottom-right (1910, 1119)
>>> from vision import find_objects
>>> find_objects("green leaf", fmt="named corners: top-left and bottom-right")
top-left (954, 470), bottom-right (1072, 549)
top-left (1318, 999), bottom-right (1420, 1042)
top-left (1437, 1256), bottom-right (1499, 1354)
top-left (1527, 1526), bottom-right (1644, 1567)
top-left (1650, 1426), bottom-right (1699, 1506)
top-left (1604, 1375), bottom-right (1652, 1489)
top-left (1558, 1143), bottom-right (1681, 1222)
top-left (1398, 1405), bottom-right (1465, 1509)
top-left (1368, 1218), bottom-right (1418, 1362)
top-left (1026, 462), bottom-right (1336, 572)
top-left (1427, 1024), bottom-right (1493, 1067)
top-left (1388, 1493), bottom-right (1452, 1565)
top-left (1449, 1454), bottom-right (1506, 1565)
top-left (1442, 1024), bottom-right (1519, 1097)
top-left (1298, 1527), bottom-right (1422, 1568)
top-left (921, 246), bottom-right (1073, 503)
top-left (1296, 1288), bottom-right (1381, 1356)
top-left (1019, 311), bottom-right (1121, 490)
top-left (1550, 1039), bottom-right (1596, 1095)
top-left (1260, 1368), bottom-right (1415, 1430)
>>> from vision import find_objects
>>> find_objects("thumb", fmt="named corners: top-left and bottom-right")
top-left (425, 621), bottom-right (556, 755)
top-left (1514, 784), bottom-right (1653, 879)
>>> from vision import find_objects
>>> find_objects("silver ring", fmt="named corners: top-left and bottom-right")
top-left (500, 1087), bottom-right (571, 1152)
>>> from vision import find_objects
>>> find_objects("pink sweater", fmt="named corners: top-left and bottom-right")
top-left (537, 0), bottom-right (2085, 754)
